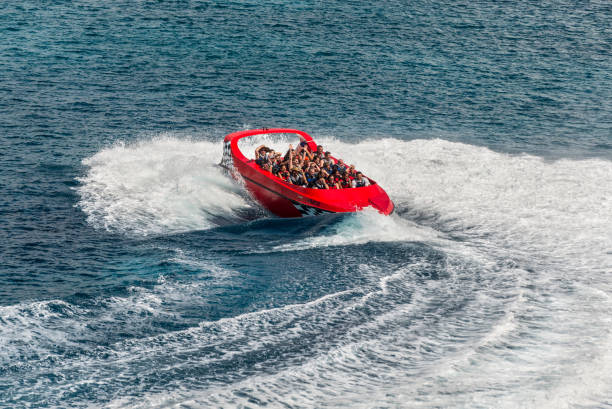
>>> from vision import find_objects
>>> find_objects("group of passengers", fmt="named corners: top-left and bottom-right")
top-left (254, 137), bottom-right (369, 189)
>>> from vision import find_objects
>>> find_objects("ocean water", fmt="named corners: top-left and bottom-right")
top-left (1, 1), bottom-right (611, 408)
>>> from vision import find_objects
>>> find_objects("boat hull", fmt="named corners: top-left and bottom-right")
top-left (221, 129), bottom-right (394, 217)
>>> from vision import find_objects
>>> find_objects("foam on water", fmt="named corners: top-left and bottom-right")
top-left (270, 208), bottom-right (443, 252)
top-left (78, 134), bottom-right (612, 272)
top-left (76, 135), bottom-right (255, 235)
top-left (63, 134), bottom-right (612, 407)
top-left (318, 137), bottom-right (611, 269)
top-left (1, 257), bottom-right (454, 407)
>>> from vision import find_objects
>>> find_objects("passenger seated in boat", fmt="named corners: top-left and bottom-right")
top-left (291, 157), bottom-right (301, 171)
top-left (320, 160), bottom-right (333, 177)
top-left (283, 144), bottom-right (294, 161)
top-left (295, 136), bottom-right (312, 156)
top-left (347, 164), bottom-right (357, 179)
top-left (277, 165), bottom-right (290, 181)
top-left (271, 156), bottom-right (282, 174)
top-left (289, 168), bottom-right (307, 187)
top-left (305, 168), bottom-right (319, 187)
top-left (341, 173), bottom-right (352, 189)
top-left (333, 159), bottom-right (347, 174)
top-left (327, 174), bottom-right (341, 189)
top-left (305, 161), bottom-right (319, 174)
top-left (330, 169), bottom-right (342, 184)
top-left (323, 151), bottom-right (334, 167)
top-left (314, 177), bottom-right (329, 189)
top-left (352, 172), bottom-right (369, 187)
top-left (261, 162), bottom-right (273, 173)
top-left (255, 145), bottom-right (271, 166)
top-left (313, 145), bottom-right (325, 160)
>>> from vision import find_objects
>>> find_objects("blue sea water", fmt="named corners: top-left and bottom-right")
top-left (1, 1), bottom-right (611, 407)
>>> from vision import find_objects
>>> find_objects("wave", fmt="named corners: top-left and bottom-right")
top-left (75, 133), bottom-right (612, 295)
top-left (76, 135), bottom-right (257, 236)
top-left (1, 257), bottom-right (459, 407)
top-left (8, 135), bottom-right (612, 407)
top-left (318, 137), bottom-right (612, 270)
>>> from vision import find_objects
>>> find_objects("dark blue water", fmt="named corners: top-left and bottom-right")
top-left (1, 1), bottom-right (611, 408)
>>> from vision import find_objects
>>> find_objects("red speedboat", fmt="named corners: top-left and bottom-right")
top-left (220, 128), bottom-right (394, 217)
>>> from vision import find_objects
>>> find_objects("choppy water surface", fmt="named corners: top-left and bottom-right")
top-left (1, 1), bottom-right (611, 408)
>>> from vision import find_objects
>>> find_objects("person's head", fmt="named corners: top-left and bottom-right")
top-left (317, 145), bottom-right (324, 153)
top-left (308, 168), bottom-right (316, 175)
top-left (324, 151), bottom-right (330, 157)
top-left (281, 165), bottom-right (287, 171)
top-left (356, 172), bottom-right (363, 179)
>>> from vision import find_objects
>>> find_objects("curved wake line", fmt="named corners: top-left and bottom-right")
top-left (0, 261), bottom-right (442, 408)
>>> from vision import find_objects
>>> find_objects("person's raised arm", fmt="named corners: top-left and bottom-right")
top-left (255, 145), bottom-right (266, 158)
top-left (295, 136), bottom-right (304, 155)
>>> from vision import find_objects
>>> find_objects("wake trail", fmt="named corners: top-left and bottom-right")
top-left (76, 136), bottom-right (258, 236)
top-left (76, 133), bottom-right (612, 273)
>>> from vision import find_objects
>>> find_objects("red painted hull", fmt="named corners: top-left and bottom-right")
top-left (221, 128), bottom-right (394, 217)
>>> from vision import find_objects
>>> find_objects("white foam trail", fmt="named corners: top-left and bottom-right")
top-left (271, 208), bottom-right (443, 252)
top-left (76, 134), bottom-right (612, 262)
top-left (100, 261), bottom-right (612, 409)
top-left (76, 133), bottom-right (612, 270)
top-left (13, 133), bottom-right (611, 408)
top-left (3, 258), bottom-right (446, 408)
top-left (99, 259), bottom-right (523, 409)
top-left (76, 135), bottom-right (254, 235)
top-left (316, 137), bottom-right (612, 271)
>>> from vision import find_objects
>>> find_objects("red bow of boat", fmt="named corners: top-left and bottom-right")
top-left (220, 128), bottom-right (394, 217)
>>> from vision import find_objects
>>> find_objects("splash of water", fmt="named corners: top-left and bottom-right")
top-left (76, 135), bottom-right (255, 235)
